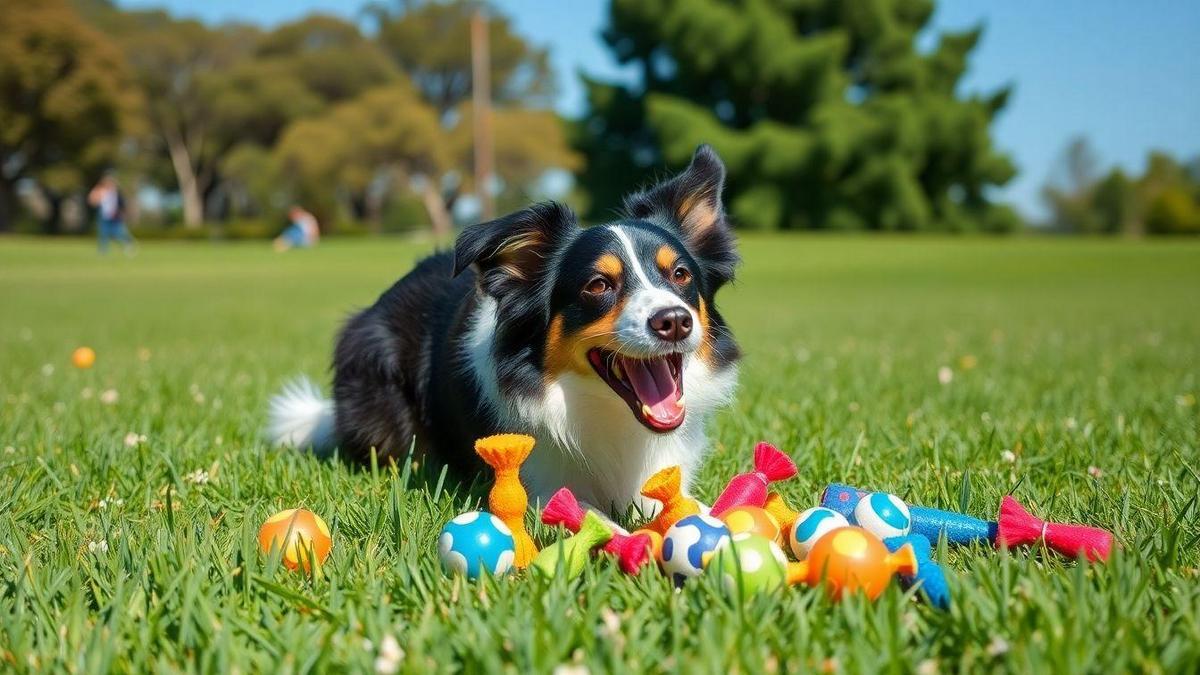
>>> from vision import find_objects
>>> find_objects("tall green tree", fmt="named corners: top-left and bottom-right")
top-left (0, 0), bottom-right (139, 232)
top-left (576, 0), bottom-right (1017, 231)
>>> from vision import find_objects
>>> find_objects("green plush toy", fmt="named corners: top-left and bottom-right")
top-left (532, 511), bottom-right (613, 577)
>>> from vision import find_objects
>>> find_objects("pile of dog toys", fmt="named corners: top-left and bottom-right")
top-left (436, 435), bottom-right (1115, 607)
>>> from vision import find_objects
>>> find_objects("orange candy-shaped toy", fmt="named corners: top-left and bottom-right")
top-left (257, 508), bottom-right (332, 571)
top-left (475, 433), bottom-right (538, 567)
top-left (72, 347), bottom-right (96, 369)
top-left (720, 505), bottom-right (782, 544)
top-left (640, 466), bottom-right (701, 535)
top-left (786, 526), bottom-right (917, 601)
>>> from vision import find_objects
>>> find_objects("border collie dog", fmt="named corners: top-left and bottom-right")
top-left (269, 145), bottom-right (740, 516)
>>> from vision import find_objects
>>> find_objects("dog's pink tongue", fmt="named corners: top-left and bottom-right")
top-left (620, 356), bottom-right (684, 425)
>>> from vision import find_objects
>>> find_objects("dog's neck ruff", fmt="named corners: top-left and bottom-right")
top-left (461, 294), bottom-right (737, 516)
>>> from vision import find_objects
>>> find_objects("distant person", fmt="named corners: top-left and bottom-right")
top-left (88, 174), bottom-right (136, 255)
top-left (274, 206), bottom-right (321, 251)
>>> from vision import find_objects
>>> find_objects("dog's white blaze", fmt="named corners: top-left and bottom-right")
top-left (461, 293), bottom-right (737, 516)
top-left (608, 225), bottom-right (702, 356)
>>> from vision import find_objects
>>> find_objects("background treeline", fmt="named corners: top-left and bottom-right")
top-left (2, 0), bottom-right (1198, 236)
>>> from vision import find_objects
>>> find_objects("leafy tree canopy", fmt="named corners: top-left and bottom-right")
top-left (576, 0), bottom-right (1017, 231)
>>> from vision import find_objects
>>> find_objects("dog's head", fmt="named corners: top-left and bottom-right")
top-left (454, 145), bottom-right (740, 433)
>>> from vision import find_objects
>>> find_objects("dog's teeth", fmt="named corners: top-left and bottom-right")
top-left (676, 396), bottom-right (686, 408)
top-left (641, 404), bottom-right (653, 418)
top-left (612, 362), bottom-right (622, 381)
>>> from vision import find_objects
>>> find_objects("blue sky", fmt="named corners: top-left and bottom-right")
top-left (118, 0), bottom-right (1200, 219)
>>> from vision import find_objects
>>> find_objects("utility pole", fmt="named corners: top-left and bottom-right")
top-left (471, 8), bottom-right (495, 221)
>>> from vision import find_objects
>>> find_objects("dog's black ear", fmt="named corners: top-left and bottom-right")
top-left (623, 144), bottom-right (738, 289)
top-left (453, 201), bottom-right (576, 295)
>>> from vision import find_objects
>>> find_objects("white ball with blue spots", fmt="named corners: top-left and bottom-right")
top-left (788, 507), bottom-right (850, 559)
top-left (853, 492), bottom-right (912, 540)
top-left (438, 511), bottom-right (516, 580)
top-left (661, 514), bottom-right (730, 587)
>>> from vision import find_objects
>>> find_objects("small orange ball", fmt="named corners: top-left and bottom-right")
top-left (719, 506), bottom-right (782, 543)
top-left (257, 508), bottom-right (332, 571)
top-left (72, 347), bottom-right (96, 369)
top-left (794, 526), bottom-right (915, 601)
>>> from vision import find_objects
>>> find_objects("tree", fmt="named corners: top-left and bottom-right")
top-left (370, 0), bottom-right (555, 117)
top-left (0, 0), bottom-right (139, 232)
top-left (576, 0), bottom-right (1017, 231)
top-left (274, 83), bottom-right (452, 235)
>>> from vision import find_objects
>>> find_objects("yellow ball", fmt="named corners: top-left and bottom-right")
top-left (72, 347), bottom-right (96, 369)
top-left (257, 508), bottom-right (332, 571)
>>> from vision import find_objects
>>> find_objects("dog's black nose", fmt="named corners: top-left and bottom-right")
top-left (648, 307), bottom-right (693, 343)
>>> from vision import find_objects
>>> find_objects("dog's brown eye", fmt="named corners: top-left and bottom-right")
top-left (672, 266), bottom-right (692, 284)
top-left (584, 276), bottom-right (612, 296)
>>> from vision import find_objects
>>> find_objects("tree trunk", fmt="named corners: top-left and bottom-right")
top-left (165, 132), bottom-right (204, 228)
top-left (420, 181), bottom-right (453, 242)
top-left (0, 177), bottom-right (15, 233)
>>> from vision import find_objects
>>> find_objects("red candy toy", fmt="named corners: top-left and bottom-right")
top-left (710, 442), bottom-right (798, 517)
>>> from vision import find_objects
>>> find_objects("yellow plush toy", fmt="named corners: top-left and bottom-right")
top-left (475, 433), bottom-right (538, 567)
top-left (640, 465), bottom-right (701, 535)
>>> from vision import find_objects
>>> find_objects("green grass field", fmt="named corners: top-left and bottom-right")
top-left (2, 236), bottom-right (1198, 673)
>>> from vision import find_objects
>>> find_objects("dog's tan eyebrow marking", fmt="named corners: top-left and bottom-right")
top-left (655, 245), bottom-right (677, 274)
top-left (596, 253), bottom-right (623, 279)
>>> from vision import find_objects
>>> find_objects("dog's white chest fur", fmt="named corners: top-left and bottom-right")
top-left (463, 295), bottom-right (737, 516)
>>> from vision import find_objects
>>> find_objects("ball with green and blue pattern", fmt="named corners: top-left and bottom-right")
top-left (853, 492), bottom-right (912, 540)
top-left (661, 514), bottom-right (730, 587)
top-left (438, 511), bottom-right (516, 580)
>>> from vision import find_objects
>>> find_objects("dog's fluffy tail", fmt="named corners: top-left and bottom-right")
top-left (268, 377), bottom-right (336, 455)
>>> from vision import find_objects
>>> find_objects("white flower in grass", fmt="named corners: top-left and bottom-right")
top-left (185, 469), bottom-right (210, 485)
top-left (87, 539), bottom-right (109, 554)
top-left (1087, 465), bottom-right (1103, 479)
top-left (937, 366), bottom-right (953, 385)
top-left (4, 446), bottom-right (14, 455)
top-left (99, 389), bottom-right (119, 405)
top-left (917, 659), bottom-right (938, 675)
top-left (98, 497), bottom-right (124, 510)
top-left (81, 387), bottom-right (94, 400)
top-left (124, 432), bottom-right (147, 448)
top-left (986, 636), bottom-right (1010, 657)
top-left (41, 363), bottom-right (55, 376)
top-left (373, 634), bottom-right (403, 674)
top-left (1001, 450), bottom-right (1016, 463)
top-left (553, 666), bottom-right (589, 675)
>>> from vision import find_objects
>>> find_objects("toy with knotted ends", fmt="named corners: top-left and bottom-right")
top-left (531, 511), bottom-right (613, 577)
top-left (821, 483), bottom-right (1113, 562)
top-left (542, 487), bottom-right (653, 575)
top-left (640, 465), bottom-right (702, 535)
top-left (475, 433), bottom-right (539, 567)
top-left (710, 442), bottom-right (797, 517)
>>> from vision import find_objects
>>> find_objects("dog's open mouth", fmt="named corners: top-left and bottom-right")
top-left (587, 349), bottom-right (685, 432)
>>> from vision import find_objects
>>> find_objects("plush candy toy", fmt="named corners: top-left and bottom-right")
top-left (542, 487), bottom-right (653, 574)
top-left (707, 532), bottom-right (788, 600)
top-left (438, 511), bottom-right (516, 580)
top-left (661, 514), bottom-right (730, 587)
top-left (475, 434), bottom-right (538, 567)
top-left (854, 492), bottom-right (912, 540)
top-left (763, 492), bottom-right (801, 535)
top-left (884, 534), bottom-right (951, 609)
top-left (531, 511), bottom-right (613, 577)
top-left (720, 505), bottom-right (782, 543)
top-left (821, 484), bottom-right (1113, 562)
top-left (786, 526), bottom-right (918, 601)
top-left (632, 528), bottom-right (664, 562)
top-left (788, 507), bottom-right (850, 560)
top-left (640, 466), bottom-right (701, 535)
top-left (710, 442), bottom-right (797, 517)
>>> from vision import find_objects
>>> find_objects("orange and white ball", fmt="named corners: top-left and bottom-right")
top-left (72, 347), bottom-right (96, 369)
top-left (257, 508), bottom-right (332, 571)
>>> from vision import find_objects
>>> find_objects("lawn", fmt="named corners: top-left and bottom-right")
top-left (1, 235), bottom-right (1198, 673)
